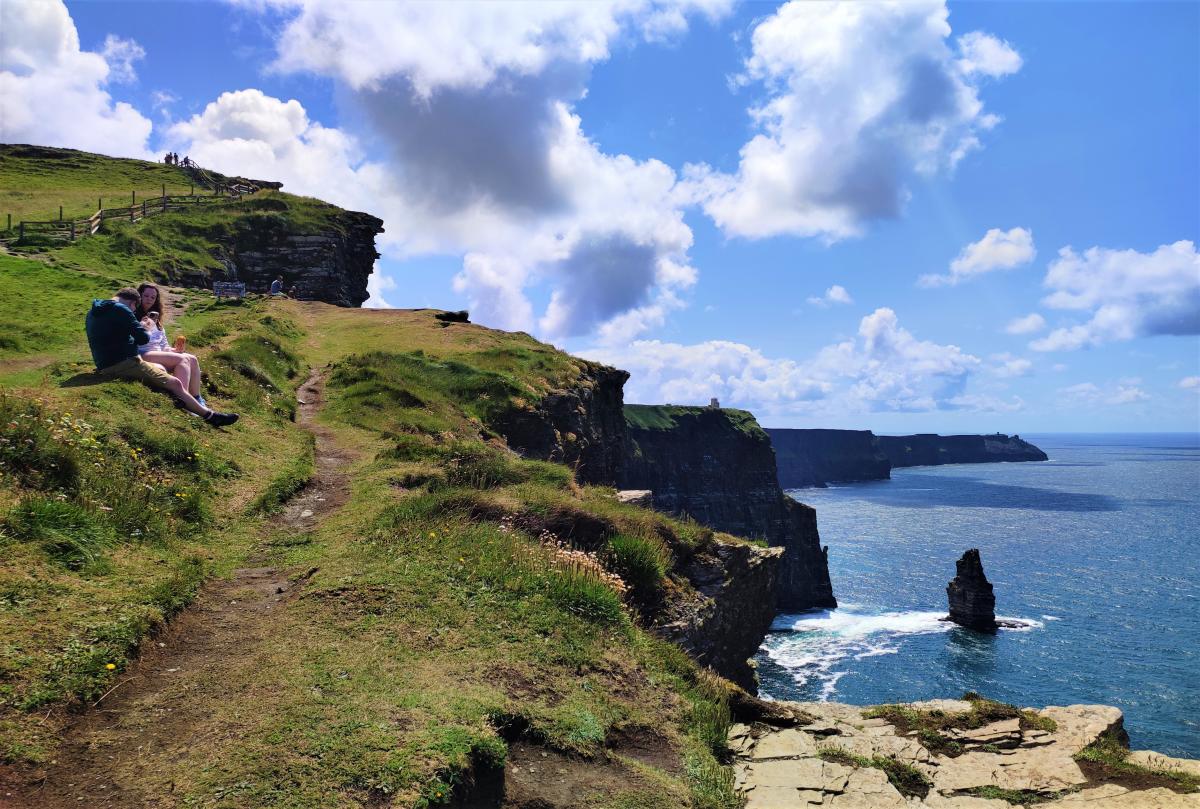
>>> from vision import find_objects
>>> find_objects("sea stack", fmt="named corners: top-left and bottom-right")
top-left (946, 549), bottom-right (998, 632)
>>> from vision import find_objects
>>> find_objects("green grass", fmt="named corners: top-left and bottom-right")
top-left (861, 693), bottom-right (1058, 756)
top-left (1074, 731), bottom-right (1200, 793)
top-left (961, 785), bottom-right (1066, 804)
top-left (249, 431), bottom-right (315, 514)
top-left (817, 747), bottom-right (932, 798)
top-left (0, 144), bottom-right (201, 223)
top-left (624, 404), bottom-right (767, 440)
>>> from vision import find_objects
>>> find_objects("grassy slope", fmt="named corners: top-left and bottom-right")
top-left (0, 150), bottom-right (742, 808)
top-left (0, 144), bottom-right (201, 223)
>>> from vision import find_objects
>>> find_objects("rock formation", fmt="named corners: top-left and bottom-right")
top-left (879, 432), bottom-right (1048, 468)
top-left (210, 201), bottom-right (384, 307)
top-left (659, 540), bottom-right (784, 692)
top-left (493, 361), bottom-right (629, 485)
top-left (619, 405), bottom-right (836, 612)
top-left (732, 700), bottom-right (1198, 808)
top-left (946, 549), bottom-right (998, 632)
top-left (767, 428), bottom-right (892, 488)
top-left (765, 429), bottom-right (1048, 489)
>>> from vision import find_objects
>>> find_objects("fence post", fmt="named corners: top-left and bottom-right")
top-left (132, 191), bottom-right (136, 205)
top-left (130, 206), bottom-right (135, 223)
top-left (6, 213), bottom-right (9, 231)
top-left (19, 222), bottom-right (24, 240)
top-left (99, 197), bottom-right (102, 211)
top-left (162, 184), bottom-right (166, 198)
top-left (70, 221), bottom-right (76, 241)
top-left (142, 200), bottom-right (147, 217)
top-left (59, 205), bottom-right (63, 222)
top-left (163, 194), bottom-right (167, 212)
top-left (190, 183), bottom-right (194, 196)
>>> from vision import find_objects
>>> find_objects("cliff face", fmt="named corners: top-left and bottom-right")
top-left (214, 205), bottom-right (384, 307)
top-left (494, 362), bottom-right (629, 485)
top-left (879, 433), bottom-right (1048, 468)
top-left (619, 405), bottom-right (836, 612)
top-left (659, 540), bottom-right (784, 691)
top-left (767, 428), bottom-right (892, 488)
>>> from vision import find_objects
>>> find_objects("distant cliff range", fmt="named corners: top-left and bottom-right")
top-left (768, 429), bottom-right (1048, 488)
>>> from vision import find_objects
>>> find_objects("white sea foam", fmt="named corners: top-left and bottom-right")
top-left (1042, 614), bottom-right (1062, 621)
top-left (763, 606), bottom-right (1044, 700)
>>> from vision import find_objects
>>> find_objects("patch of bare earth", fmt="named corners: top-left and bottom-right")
top-left (5, 369), bottom-right (352, 809)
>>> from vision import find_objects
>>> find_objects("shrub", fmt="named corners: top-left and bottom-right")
top-left (2, 497), bottom-right (116, 569)
top-left (606, 534), bottom-right (669, 601)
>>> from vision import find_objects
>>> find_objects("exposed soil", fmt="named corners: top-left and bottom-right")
top-left (4, 369), bottom-right (352, 809)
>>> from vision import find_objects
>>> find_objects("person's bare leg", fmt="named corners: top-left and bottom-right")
top-left (185, 354), bottom-right (202, 396)
top-left (163, 377), bottom-right (208, 417)
top-left (171, 359), bottom-right (191, 392)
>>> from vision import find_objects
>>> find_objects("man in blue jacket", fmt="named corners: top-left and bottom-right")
top-left (86, 288), bottom-right (239, 427)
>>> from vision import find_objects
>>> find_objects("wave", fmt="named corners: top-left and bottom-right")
top-left (762, 606), bottom-right (1044, 701)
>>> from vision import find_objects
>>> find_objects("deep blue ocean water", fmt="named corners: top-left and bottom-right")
top-left (759, 433), bottom-right (1200, 758)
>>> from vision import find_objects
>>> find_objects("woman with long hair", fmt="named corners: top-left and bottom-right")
top-left (134, 283), bottom-right (207, 406)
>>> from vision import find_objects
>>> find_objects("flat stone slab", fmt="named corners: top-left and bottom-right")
top-left (734, 701), bottom-right (1200, 808)
top-left (1039, 705), bottom-right (1125, 754)
top-left (751, 728), bottom-right (820, 759)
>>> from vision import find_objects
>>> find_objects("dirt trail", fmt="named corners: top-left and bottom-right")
top-left (7, 369), bottom-right (352, 809)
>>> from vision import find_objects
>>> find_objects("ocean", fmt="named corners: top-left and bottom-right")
top-left (760, 433), bottom-right (1200, 758)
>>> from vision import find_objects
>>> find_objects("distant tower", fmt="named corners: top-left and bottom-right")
top-left (708, 397), bottom-right (720, 409)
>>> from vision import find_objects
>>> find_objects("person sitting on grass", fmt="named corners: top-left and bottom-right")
top-left (269, 276), bottom-right (284, 296)
top-left (85, 288), bottom-right (238, 427)
top-left (134, 282), bottom-right (209, 407)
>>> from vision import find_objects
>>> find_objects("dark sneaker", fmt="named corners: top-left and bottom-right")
top-left (204, 411), bottom-right (239, 427)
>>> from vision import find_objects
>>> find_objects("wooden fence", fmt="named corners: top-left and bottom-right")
top-left (1, 174), bottom-right (262, 245)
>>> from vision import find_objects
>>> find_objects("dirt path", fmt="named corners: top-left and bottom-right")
top-left (7, 369), bottom-right (352, 809)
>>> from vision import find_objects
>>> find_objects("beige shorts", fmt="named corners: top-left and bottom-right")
top-left (97, 357), bottom-right (174, 390)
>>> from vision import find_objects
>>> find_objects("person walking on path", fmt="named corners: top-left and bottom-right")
top-left (85, 288), bottom-right (238, 427)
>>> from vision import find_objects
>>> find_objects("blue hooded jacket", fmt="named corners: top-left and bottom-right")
top-left (85, 299), bottom-right (149, 370)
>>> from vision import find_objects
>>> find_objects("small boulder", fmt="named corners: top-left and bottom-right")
top-left (946, 549), bottom-right (998, 632)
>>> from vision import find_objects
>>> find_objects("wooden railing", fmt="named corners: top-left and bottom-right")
top-left (1, 168), bottom-right (263, 245)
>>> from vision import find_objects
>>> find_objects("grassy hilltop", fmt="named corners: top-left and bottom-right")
top-left (0, 149), bottom-right (746, 807)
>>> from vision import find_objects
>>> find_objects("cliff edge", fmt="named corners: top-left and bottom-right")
top-left (880, 432), bottom-right (1048, 468)
top-left (619, 405), bottom-right (837, 612)
top-left (767, 427), bottom-right (892, 488)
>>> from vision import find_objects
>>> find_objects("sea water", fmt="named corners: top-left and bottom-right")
top-left (759, 434), bottom-right (1200, 757)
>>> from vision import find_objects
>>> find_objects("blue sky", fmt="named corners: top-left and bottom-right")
top-left (4, 0), bottom-right (1198, 432)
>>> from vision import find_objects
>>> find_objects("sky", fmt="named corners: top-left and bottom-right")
top-left (2, 0), bottom-right (1198, 432)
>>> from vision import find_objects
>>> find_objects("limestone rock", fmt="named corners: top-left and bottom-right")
top-left (615, 489), bottom-right (653, 508)
top-left (946, 549), bottom-right (998, 632)
top-left (1039, 705), bottom-right (1127, 754)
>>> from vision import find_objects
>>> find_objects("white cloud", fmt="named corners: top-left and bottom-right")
top-left (1005, 312), bottom-right (1046, 335)
top-left (1179, 376), bottom-right (1200, 391)
top-left (957, 31), bottom-right (1023, 77)
top-left (1059, 381), bottom-right (1150, 406)
top-left (100, 34), bottom-right (145, 83)
top-left (690, 0), bottom-right (1020, 241)
top-left (198, 2), bottom-right (728, 340)
top-left (806, 284), bottom-right (853, 307)
top-left (1031, 240), bottom-right (1200, 351)
top-left (256, 0), bottom-right (731, 96)
top-left (920, 226), bottom-right (1035, 287)
top-left (991, 352), bottom-right (1032, 378)
top-left (586, 307), bottom-right (990, 417)
top-left (364, 264), bottom-right (398, 309)
top-left (0, 0), bottom-right (154, 158)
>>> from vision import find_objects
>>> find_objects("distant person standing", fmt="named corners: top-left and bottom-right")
top-left (270, 276), bottom-right (283, 296)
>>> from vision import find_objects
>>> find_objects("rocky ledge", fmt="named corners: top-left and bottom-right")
top-left (732, 700), bottom-right (1200, 808)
